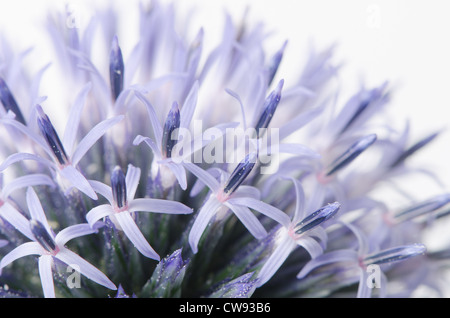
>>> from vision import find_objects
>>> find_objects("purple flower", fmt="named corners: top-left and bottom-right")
top-left (0, 187), bottom-right (116, 297)
top-left (184, 153), bottom-right (291, 254)
top-left (0, 83), bottom-right (124, 199)
top-left (256, 178), bottom-right (340, 287)
top-left (86, 164), bottom-right (193, 260)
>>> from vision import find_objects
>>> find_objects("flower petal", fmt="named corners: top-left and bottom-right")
top-left (62, 82), bottom-right (92, 156)
top-left (89, 180), bottom-right (113, 204)
top-left (26, 187), bottom-right (52, 234)
top-left (182, 162), bottom-right (220, 193)
top-left (134, 90), bottom-right (163, 150)
top-left (125, 164), bottom-right (141, 200)
top-left (55, 247), bottom-right (117, 290)
top-left (256, 234), bottom-right (297, 287)
top-left (55, 223), bottom-right (97, 246)
top-left (0, 202), bottom-right (35, 240)
top-left (2, 174), bottom-right (55, 199)
top-left (189, 195), bottom-right (221, 254)
top-left (296, 249), bottom-right (358, 279)
top-left (133, 135), bottom-right (162, 159)
top-left (114, 211), bottom-right (160, 260)
top-left (59, 165), bottom-right (98, 200)
top-left (0, 242), bottom-right (43, 273)
top-left (128, 198), bottom-right (192, 214)
top-left (71, 115), bottom-right (124, 167)
top-left (180, 81), bottom-right (199, 129)
top-left (165, 161), bottom-right (187, 190)
top-left (38, 255), bottom-right (55, 298)
top-left (0, 152), bottom-right (53, 173)
top-left (86, 204), bottom-right (113, 227)
top-left (297, 236), bottom-right (324, 259)
top-left (228, 197), bottom-right (291, 227)
top-left (224, 202), bottom-right (267, 240)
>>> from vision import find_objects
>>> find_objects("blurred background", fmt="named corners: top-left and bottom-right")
top-left (0, 0), bottom-right (449, 270)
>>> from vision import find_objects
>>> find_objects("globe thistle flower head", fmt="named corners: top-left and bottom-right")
top-left (0, 1), bottom-right (448, 299)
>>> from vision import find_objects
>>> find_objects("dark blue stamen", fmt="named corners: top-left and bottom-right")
top-left (254, 79), bottom-right (284, 137)
top-left (111, 166), bottom-right (127, 209)
top-left (295, 202), bottom-right (340, 235)
top-left (394, 193), bottom-right (450, 222)
top-left (340, 87), bottom-right (389, 134)
top-left (326, 134), bottom-right (377, 176)
top-left (390, 131), bottom-right (439, 168)
top-left (36, 105), bottom-right (69, 166)
top-left (162, 102), bottom-right (181, 158)
top-left (30, 219), bottom-right (56, 253)
top-left (110, 35), bottom-right (124, 101)
top-left (0, 77), bottom-right (26, 125)
top-left (363, 244), bottom-right (426, 266)
top-left (223, 153), bottom-right (258, 195)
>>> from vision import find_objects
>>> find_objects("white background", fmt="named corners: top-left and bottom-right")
top-left (0, 0), bottom-right (450, 295)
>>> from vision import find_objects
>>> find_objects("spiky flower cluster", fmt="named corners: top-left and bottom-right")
top-left (0, 1), bottom-right (448, 298)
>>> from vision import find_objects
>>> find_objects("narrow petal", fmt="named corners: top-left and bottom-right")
top-left (133, 135), bottom-right (162, 159)
top-left (125, 164), bottom-right (141, 200)
top-left (0, 242), bottom-right (43, 272)
top-left (296, 249), bottom-right (358, 279)
top-left (55, 247), bottom-right (117, 290)
top-left (88, 180), bottom-right (113, 204)
top-left (59, 165), bottom-right (98, 200)
top-left (71, 115), bottom-right (124, 166)
top-left (356, 269), bottom-right (372, 298)
top-left (26, 187), bottom-right (52, 234)
top-left (38, 255), bottom-right (55, 298)
top-left (114, 211), bottom-right (160, 260)
top-left (128, 198), bottom-right (192, 214)
top-left (297, 236), bottom-right (324, 259)
top-left (0, 152), bottom-right (53, 172)
top-left (0, 202), bottom-right (34, 240)
top-left (232, 185), bottom-right (261, 200)
top-left (134, 90), bottom-right (163, 150)
top-left (189, 196), bottom-right (221, 254)
top-left (166, 161), bottom-right (187, 190)
top-left (2, 174), bottom-right (55, 199)
top-left (228, 197), bottom-right (291, 227)
top-left (55, 223), bottom-right (97, 246)
top-left (224, 202), bottom-right (267, 240)
top-left (225, 88), bottom-right (247, 130)
top-left (86, 204), bottom-right (113, 227)
top-left (256, 234), bottom-right (296, 287)
top-left (182, 162), bottom-right (220, 193)
top-left (62, 82), bottom-right (92, 156)
top-left (180, 81), bottom-right (199, 129)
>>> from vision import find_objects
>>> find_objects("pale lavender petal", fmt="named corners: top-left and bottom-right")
top-left (86, 204), bottom-right (113, 227)
top-left (232, 185), bottom-right (261, 200)
top-left (228, 197), bottom-right (291, 227)
top-left (0, 239), bottom-right (7, 248)
top-left (288, 177), bottom-right (305, 222)
top-left (38, 255), bottom-right (55, 298)
top-left (356, 269), bottom-right (372, 298)
top-left (224, 202), bottom-right (267, 240)
top-left (59, 165), bottom-right (98, 200)
top-left (165, 161), bottom-right (187, 190)
top-left (89, 180), bottom-right (113, 204)
top-left (26, 187), bottom-right (52, 234)
top-left (225, 88), bottom-right (247, 130)
top-left (189, 196), bottom-right (222, 254)
top-left (296, 249), bottom-right (358, 279)
top-left (125, 164), bottom-right (141, 199)
top-left (256, 234), bottom-right (297, 287)
top-left (297, 236), bottom-right (324, 259)
top-left (133, 135), bottom-right (162, 159)
top-left (134, 90), bottom-right (163, 149)
top-left (128, 198), bottom-right (192, 214)
top-left (2, 174), bottom-right (55, 198)
top-left (114, 211), bottom-right (160, 260)
top-left (0, 202), bottom-right (35, 240)
top-left (55, 247), bottom-right (117, 290)
top-left (0, 118), bottom-right (53, 158)
top-left (182, 162), bottom-right (220, 193)
top-left (0, 242), bottom-right (43, 273)
top-left (180, 81), bottom-right (199, 129)
top-left (71, 115), bottom-right (124, 166)
top-left (62, 82), bottom-right (92, 156)
top-left (55, 223), bottom-right (97, 246)
top-left (0, 152), bottom-right (53, 172)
